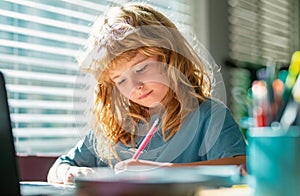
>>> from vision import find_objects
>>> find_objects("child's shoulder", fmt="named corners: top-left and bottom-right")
top-left (197, 98), bottom-right (233, 122)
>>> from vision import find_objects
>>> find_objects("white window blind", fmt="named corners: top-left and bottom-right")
top-left (0, 0), bottom-right (194, 155)
top-left (228, 0), bottom-right (300, 65)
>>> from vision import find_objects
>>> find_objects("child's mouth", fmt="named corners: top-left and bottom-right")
top-left (138, 90), bottom-right (153, 99)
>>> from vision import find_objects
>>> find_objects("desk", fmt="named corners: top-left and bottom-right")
top-left (75, 166), bottom-right (250, 196)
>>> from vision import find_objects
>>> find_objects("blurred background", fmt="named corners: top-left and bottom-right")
top-left (0, 0), bottom-right (299, 156)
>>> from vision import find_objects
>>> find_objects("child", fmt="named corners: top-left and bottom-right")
top-left (47, 2), bottom-right (246, 184)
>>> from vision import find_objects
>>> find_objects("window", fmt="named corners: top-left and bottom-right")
top-left (227, 0), bottom-right (300, 130)
top-left (228, 0), bottom-right (300, 65)
top-left (0, 0), bottom-right (194, 155)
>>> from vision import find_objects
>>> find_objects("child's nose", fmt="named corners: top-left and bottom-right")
top-left (131, 78), bottom-right (144, 89)
top-left (136, 82), bottom-right (144, 90)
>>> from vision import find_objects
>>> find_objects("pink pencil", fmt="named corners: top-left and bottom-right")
top-left (132, 118), bottom-right (160, 160)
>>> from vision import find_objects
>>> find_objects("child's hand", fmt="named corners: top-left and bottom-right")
top-left (59, 165), bottom-right (94, 184)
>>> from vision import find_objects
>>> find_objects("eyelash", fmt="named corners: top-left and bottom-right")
top-left (117, 78), bottom-right (126, 85)
top-left (136, 64), bottom-right (148, 73)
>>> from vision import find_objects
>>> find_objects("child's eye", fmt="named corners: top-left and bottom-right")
top-left (136, 64), bottom-right (148, 73)
top-left (117, 78), bottom-right (126, 85)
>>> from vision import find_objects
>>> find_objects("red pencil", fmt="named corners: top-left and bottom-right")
top-left (132, 118), bottom-right (160, 160)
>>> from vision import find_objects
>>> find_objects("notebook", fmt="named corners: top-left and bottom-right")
top-left (0, 71), bottom-right (75, 195)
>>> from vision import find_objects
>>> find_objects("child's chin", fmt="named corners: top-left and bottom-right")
top-left (148, 103), bottom-right (166, 114)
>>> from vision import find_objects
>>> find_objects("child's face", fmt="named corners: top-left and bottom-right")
top-left (109, 53), bottom-right (170, 108)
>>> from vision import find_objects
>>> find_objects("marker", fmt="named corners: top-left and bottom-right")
top-left (272, 79), bottom-right (285, 121)
top-left (280, 100), bottom-right (298, 129)
top-left (291, 75), bottom-right (300, 126)
top-left (285, 51), bottom-right (300, 89)
top-left (266, 60), bottom-right (277, 124)
top-left (279, 51), bottom-right (300, 119)
top-left (255, 60), bottom-right (277, 125)
top-left (278, 70), bottom-right (288, 83)
top-left (251, 80), bottom-right (268, 127)
top-left (292, 73), bottom-right (300, 103)
top-left (280, 73), bottom-right (300, 128)
top-left (132, 118), bottom-right (160, 160)
top-left (282, 52), bottom-right (300, 102)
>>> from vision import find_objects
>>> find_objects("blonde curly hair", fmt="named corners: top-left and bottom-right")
top-left (77, 2), bottom-right (212, 163)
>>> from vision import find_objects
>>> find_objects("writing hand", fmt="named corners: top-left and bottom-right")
top-left (114, 159), bottom-right (171, 174)
top-left (61, 166), bottom-right (94, 184)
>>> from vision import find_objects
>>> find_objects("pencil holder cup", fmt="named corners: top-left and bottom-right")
top-left (247, 126), bottom-right (300, 196)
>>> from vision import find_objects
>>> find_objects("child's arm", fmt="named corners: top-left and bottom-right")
top-left (47, 132), bottom-right (101, 184)
top-left (185, 155), bottom-right (246, 166)
top-left (114, 155), bottom-right (246, 173)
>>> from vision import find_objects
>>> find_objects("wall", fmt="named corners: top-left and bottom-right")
top-left (193, 0), bottom-right (231, 105)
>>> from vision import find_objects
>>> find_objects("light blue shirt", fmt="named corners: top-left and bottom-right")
top-left (57, 98), bottom-right (246, 167)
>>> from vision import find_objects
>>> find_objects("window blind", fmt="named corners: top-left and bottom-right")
top-left (227, 0), bottom-right (300, 131)
top-left (0, 0), bottom-right (194, 154)
top-left (228, 0), bottom-right (300, 65)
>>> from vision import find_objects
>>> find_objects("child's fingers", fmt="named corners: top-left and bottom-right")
top-left (63, 167), bottom-right (94, 184)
